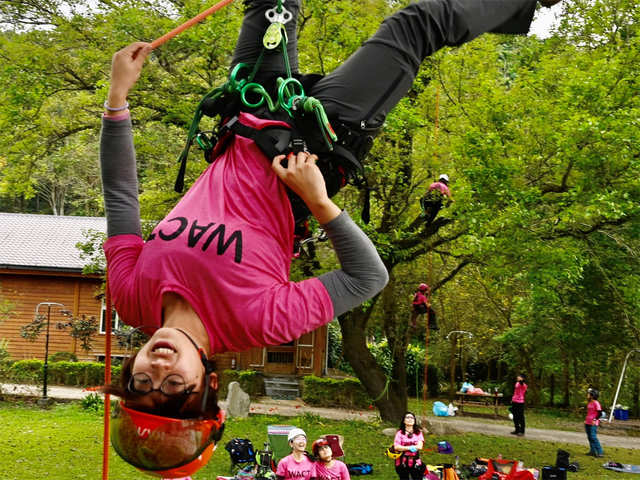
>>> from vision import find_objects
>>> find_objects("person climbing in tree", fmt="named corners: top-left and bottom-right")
top-left (100, 0), bottom-right (561, 476)
top-left (410, 283), bottom-right (430, 328)
top-left (410, 283), bottom-right (438, 331)
top-left (421, 174), bottom-right (453, 225)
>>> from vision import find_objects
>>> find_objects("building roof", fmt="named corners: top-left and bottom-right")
top-left (0, 213), bottom-right (106, 273)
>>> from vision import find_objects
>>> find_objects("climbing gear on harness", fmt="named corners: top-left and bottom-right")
top-left (174, 0), bottom-right (375, 224)
top-left (174, 0), bottom-right (337, 193)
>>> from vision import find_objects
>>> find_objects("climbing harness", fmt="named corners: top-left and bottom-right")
top-left (174, 0), bottom-right (372, 223)
top-left (175, 0), bottom-right (334, 188)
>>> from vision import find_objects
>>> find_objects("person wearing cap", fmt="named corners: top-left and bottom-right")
top-left (276, 428), bottom-right (315, 480)
top-left (312, 437), bottom-right (350, 480)
top-left (420, 174), bottom-right (453, 225)
top-left (410, 283), bottom-right (430, 328)
top-left (585, 388), bottom-right (604, 457)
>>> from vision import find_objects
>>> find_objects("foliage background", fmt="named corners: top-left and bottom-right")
top-left (0, 0), bottom-right (639, 415)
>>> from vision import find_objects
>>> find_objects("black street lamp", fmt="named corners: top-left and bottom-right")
top-left (34, 302), bottom-right (70, 406)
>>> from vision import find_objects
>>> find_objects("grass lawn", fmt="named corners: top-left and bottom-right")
top-left (0, 400), bottom-right (637, 480)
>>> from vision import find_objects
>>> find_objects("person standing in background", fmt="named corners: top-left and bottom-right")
top-left (510, 374), bottom-right (527, 436)
top-left (585, 388), bottom-right (604, 457)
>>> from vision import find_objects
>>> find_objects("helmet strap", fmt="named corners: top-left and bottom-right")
top-left (175, 328), bottom-right (216, 415)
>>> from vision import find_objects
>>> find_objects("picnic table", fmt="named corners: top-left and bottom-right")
top-left (455, 391), bottom-right (504, 417)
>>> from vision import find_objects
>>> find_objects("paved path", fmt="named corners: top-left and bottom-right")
top-left (2, 383), bottom-right (638, 450)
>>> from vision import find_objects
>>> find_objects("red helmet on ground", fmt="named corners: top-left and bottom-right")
top-left (110, 402), bottom-right (225, 478)
top-left (418, 283), bottom-right (430, 292)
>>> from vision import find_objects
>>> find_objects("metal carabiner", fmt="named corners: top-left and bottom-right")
top-left (265, 2), bottom-right (293, 25)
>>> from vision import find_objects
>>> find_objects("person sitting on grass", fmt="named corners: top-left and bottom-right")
top-left (276, 428), bottom-right (315, 480)
top-left (312, 437), bottom-right (350, 480)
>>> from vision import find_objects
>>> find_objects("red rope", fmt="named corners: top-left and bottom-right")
top-left (151, 0), bottom-right (236, 49)
top-left (102, 278), bottom-right (112, 480)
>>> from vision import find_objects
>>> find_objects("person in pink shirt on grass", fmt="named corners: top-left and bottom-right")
top-left (393, 412), bottom-right (426, 480)
top-left (276, 428), bottom-right (316, 480)
top-left (585, 388), bottom-right (604, 457)
top-left (312, 438), bottom-right (350, 480)
top-left (510, 374), bottom-right (528, 436)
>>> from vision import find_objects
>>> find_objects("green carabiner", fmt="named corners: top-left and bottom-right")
top-left (241, 83), bottom-right (277, 112)
top-left (228, 63), bottom-right (252, 92)
top-left (277, 77), bottom-right (304, 115)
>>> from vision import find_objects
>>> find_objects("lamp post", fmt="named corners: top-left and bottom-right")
top-left (34, 302), bottom-right (70, 406)
top-left (608, 348), bottom-right (640, 423)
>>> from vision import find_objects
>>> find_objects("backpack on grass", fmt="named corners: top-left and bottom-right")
top-left (347, 463), bottom-right (373, 475)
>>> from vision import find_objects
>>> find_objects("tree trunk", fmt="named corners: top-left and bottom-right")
top-left (449, 335), bottom-right (457, 401)
top-left (633, 377), bottom-right (639, 418)
top-left (339, 308), bottom-right (407, 422)
top-left (562, 350), bottom-right (570, 407)
top-left (522, 351), bottom-right (539, 405)
top-left (549, 373), bottom-right (555, 407)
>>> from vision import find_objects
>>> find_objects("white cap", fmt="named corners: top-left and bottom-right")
top-left (287, 428), bottom-right (307, 442)
top-left (438, 174), bottom-right (449, 183)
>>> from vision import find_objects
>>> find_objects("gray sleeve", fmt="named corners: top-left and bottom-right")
top-left (318, 211), bottom-right (388, 317)
top-left (100, 116), bottom-right (142, 237)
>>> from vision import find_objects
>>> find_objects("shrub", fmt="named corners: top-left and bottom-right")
top-left (6, 359), bottom-right (121, 386)
top-left (302, 375), bottom-right (371, 409)
top-left (8, 359), bottom-right (43, 383)
top-left (49, 352), bottom-right (78, 362)
top-left (81, 392), bottom-right (104, 414)
top-left (219, 369), bottom-right (264, 398)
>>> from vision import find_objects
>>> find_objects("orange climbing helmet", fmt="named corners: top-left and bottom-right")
top-left (110, 402), bottom-right (225, 478)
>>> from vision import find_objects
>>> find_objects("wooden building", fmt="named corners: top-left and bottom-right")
top-left (0, 213), bottom-right (328, 377)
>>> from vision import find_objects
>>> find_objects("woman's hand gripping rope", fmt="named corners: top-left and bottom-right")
top-left (106, 42), bottom-right (152, 115)
top-left (272, 151), bottom-right (341, 225)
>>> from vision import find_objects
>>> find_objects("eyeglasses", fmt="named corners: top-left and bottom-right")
top-left (128, 328), bottom-right (216, 416)
top-left (128, 372), bottom-right (197, 397)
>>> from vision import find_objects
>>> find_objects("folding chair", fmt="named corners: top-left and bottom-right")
top-left (267, 425), bottom-right (295, 464)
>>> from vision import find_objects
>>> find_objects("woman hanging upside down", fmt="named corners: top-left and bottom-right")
top-left (101, 0), bottom-right (559, 476)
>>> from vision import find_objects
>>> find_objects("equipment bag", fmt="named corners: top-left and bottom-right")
top-left (555, 449), bottom-right (570, 469)
top-left (225, 438), bottom-right (256, 465)
top-left (541, 466), bottom-right (567, 480)
top-left (347, 463), bottom-right (373, 475)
